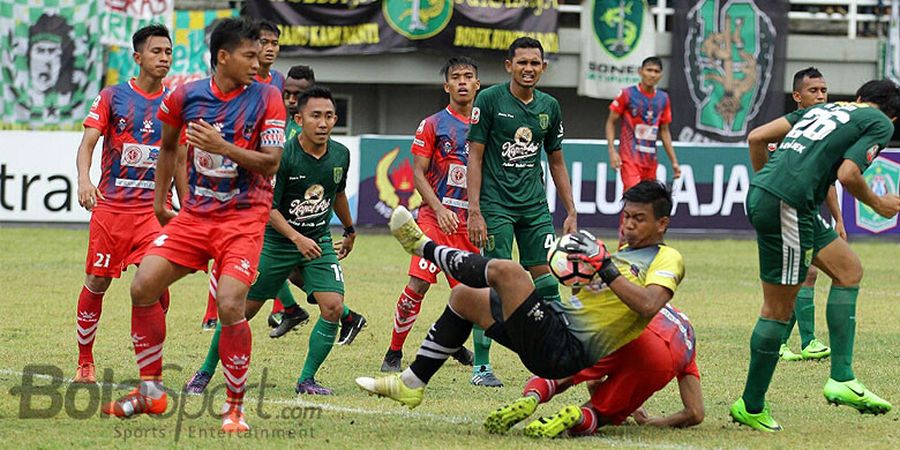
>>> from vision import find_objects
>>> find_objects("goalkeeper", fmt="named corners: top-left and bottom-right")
top-left (356, 181), bottom-right (686, 412)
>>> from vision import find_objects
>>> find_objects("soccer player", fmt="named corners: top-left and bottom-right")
top-left (484, 304), bottom-right (702, 437)
top-left (380, 57), bottom-right (480, 373)
top-left (357, 181), bottom-right (685, 414)
top-left (73, 25), bottom-right (174, 384)
top-left (731, 80), bottom-right (900, 432)
top-left (283, 65), bottom-right (315, 141)
top-left (101, 18), bottom-right (286, 433)
top-left (465, 37), bottom-right (579, 386)
top-left (254, 19), bottom-right (285, 90)
top-left (778, 67), bottom-right (842, 362)
top-left (606, 56), bottom-right (681, 189)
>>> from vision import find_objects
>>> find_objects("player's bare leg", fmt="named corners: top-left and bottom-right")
top-left (812, 239), bottom-right (890, 414)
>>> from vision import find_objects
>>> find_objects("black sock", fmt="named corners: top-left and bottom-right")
top-left (409, 306), bottom-right (474, 384)
top-left (422, 242), bottom-right (490, 288)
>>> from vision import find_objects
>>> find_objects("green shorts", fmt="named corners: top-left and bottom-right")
top-left (747, 186), bottom-right (838, 285)
top-left (482, 206), bottom-right (555, 268)
top-left (248, 235), bottom-right (344, 301)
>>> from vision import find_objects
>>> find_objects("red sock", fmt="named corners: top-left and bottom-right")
top-left (132, 302), bottom-right (166, 380)
top-left (523, 376), bottom-right (557, 403)
top-left (158, 289), bottom-right (170, 315)
top-left (271, 298), bottom-right (284, 315)
top-left (76, 286), bottom-right (104, 365)
top-left (220, 320), bottom-right (252, 407)
top-left (569, 407), bottom-right (599, 436)
top-left (204, 268), bottom-right (218, 321)
top-left (389, 286), bottom-right (425, 352)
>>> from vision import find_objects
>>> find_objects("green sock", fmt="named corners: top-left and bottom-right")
top-left (795, 286), bottom-right (816, 349)
top-left (781, 313), bottom-right (796, 345)
top-left (200, 321), bottom-right (222, 375)
top-left (826, 286), bottom-right (859, 382)
top-left (741, 317), bottom-right (789, 413)
top-left (299, 317), bottom-right (338, 382)
top-left (533, 273), bottom-right (561, 303)
top-left (472, 325), bottom-right (492, 368)
top-left (341, 303), bottom-right (350, 320)
top-left (277, 282), bottom-right (298, 308)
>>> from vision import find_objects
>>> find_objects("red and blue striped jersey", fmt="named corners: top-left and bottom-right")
top-left (83, 79), bottom-right (169, 213)
top-left (411, 106), bottom-right (470, 227)
top-left (255, 70), bottom-right (285, 92)
top-left (647, 304), bottom-right (700, 379)
top-left (610, 85), bottom-right (672, 166)
top-left (157, 78), bottom-right (286, 216)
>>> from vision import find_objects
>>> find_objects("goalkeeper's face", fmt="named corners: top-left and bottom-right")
top-left (621, 201), bottom-right (669, 248)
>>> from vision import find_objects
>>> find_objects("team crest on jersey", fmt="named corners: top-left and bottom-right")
top-left (124, 145), bottom-right (143, 165)
top-left (334, 167), bottom-right (344, 183)
top-left (501, 127), bottom-right (540, 166)
top-left (538, 113), bottom-right (550, 130)
top-left (242, 122), bottom-right (255, 141)
top-left (471, 107), bottom-right (480, 124)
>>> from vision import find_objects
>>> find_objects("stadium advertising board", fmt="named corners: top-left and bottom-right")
top-left (669, 0), bottom-right (789, 143)
top-left (245, 0), bottom-right (558, 56)
top-left (0, 131), bottom-right (360, 224)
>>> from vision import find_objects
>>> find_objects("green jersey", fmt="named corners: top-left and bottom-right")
top-left (267, 137), bottom-right (350, 243)
top-left (468, 82), bottom-right (564, 211)
top-left (286, 120), bottom-right (302, 142)
top-left (752, 102), bottom-right (893, 212)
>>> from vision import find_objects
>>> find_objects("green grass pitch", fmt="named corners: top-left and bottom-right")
top-left (0, 226), bottom-right (898, 448)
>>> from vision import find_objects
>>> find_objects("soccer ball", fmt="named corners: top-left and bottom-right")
top-left (546, 234), bottom-right (596, 287)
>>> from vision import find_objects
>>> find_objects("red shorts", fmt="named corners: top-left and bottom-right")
top-left (407, 218), bottom-right (479, 287)
top-left (145, 209), bottom-right (268, 286)
top-left (85, 209), bottom-right (161, 277)
top-left (620, 158), bottom-right (657, 192)
top-left (571, 330), bottom-right (677, 425)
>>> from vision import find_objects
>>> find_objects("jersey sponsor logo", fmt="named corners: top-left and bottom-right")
top-left (592, 0), bottom-right (645, 58)
top-left (659, 306), bottom-right (693, 350)
top-left (195, 186), bottom-right (240, 202)
top-left (683, 0), bottom-right (776, 137)
top-left (384, 0), bottom-right (453, 40)
top-left (265, 119), bottom-right (286, 128)
top-left (442, 197), bottom-right (468, 209)
top-left (413, 138), bottom-right (425, 147)
top-left (447, 163), bottom-right (467, 188)
top-left (501, 127), bottom-right (540, 166)
top-left (471, 107), bottom-right (480, 124)
top-left (634, 123), bottom-right (658, 141)
top-left (498, 112), bottom-right (515, 119)
top-left (115, 178), bottom-right (155, 189)
top-left (121, 144), bottom-right (160, 169)
top-left (373, 147), bottom-right (423, 219)
top-left (289, 184), bottom-right (332, 224)
top-left (194, 149), bottom-right (238, 178)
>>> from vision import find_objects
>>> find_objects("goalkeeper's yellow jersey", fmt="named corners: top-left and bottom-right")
top-left (558, 243), bottom-right (685, 363)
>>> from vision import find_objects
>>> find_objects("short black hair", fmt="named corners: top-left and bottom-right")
top-left (259, 19), bottom-right (280, 38)
top-left (792, 66), bottom-right (824, 92)
top-left (622, 180), bottom-right (673, 220)
top-left (507, 36), bottom-right (543, 60)
top-left (298, 85), bottom-right (336, 111)
top-left (287, 65), bottom-right (315, 82)
top-left (209, 17), bottom-right (260, 69)
top-left (641, 56), bottom-right (663, 70)
top-left (440, 56), bottom-right (478, 81)
top-left (857, 79), bottom-right (900, 119)
top-left (132, 24), bottom-right (171, 53)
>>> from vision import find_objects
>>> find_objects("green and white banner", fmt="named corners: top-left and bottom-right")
top-left (0, 0), bottom-right (103, 130)
top-left (101, 0), bottom-right (174, 47)
top-left (578, 0), bottom-right (656, 99)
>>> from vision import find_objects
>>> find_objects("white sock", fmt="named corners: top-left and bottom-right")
top-left (139, 380), bottom-right (165, 399)
top-left (400, 368), bottom-right (426, 389)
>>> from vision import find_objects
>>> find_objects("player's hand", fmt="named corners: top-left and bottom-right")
top-left (835, 220), bottom-right (847, 241)
top-left (77, 180), bottom-right (105, 211)
top-left (562, 213), bottom-right (578, 235)
top-left (335, 232), bottom-right (356, 260)
top-left (436, 206), bottom-right (459, 235)
top-left (185, 119), bottom-right (227, 155)
top-left (671, 162), bottom-right (682, 179)
top-left (293, 235), bottom-right (322, 260)
top-left (631, 407), bottom-right (650, 425)
top-left (566, 230), bottom-right (621, 284)
top-left (608, 149), bottom-right (622, 170)
top-left (468, 210), bottom-right (487, 248)
top-left (873, 194), bottom-right (900, 219)
top-left (155, 207), bottom-right (176, 226)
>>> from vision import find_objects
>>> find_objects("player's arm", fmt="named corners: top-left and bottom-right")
top-left (547, 150), bottom-right (578, 234)
top-left (658, 123), bottom-right (681, 179)
top-left (747, 117), bottom-right (792, 172)
top-left (75, 127), bottom-right (104, 210)
top-left (467, 141), bottom-right (487, 247)
top-left (174, 144), bottom-right (189, 203)
top-left (607, 280), bottom-right (673, 318)
top-left (838, 159), bottom-right (900, 218)
top-left (633, 375), bottom-right (704, 428)
top-left (606, 92), bottom-right (625, 170)
top-left (154, 122), bottom-right (181, 225)
top-left (333, 190), bottom-right (356, 260)
top-left (185, 119), bottom-right (282, 176)
top-left (824, 185), bottom-right (846, 240)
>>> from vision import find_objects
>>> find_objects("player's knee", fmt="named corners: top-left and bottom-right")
top-left (217, 300), bottom-right (245, 325)
top-left (318, 297), bottom-right (344, 322)
top-left (486, 259), bottom-right (528, 286)
top-left (802, 266), bottom-right (818, 286)
top-left (129, 277), bottom-right (157, 306)
top-left (84, 275), bottom-right (112, 293)
top-left (408, 277), bottom-right (430, 296)
top-left (833, 260), bottom-right (863, 287)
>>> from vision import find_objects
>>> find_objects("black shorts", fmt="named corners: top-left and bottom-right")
top-left (484, 289), bottom-right (592, 379)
